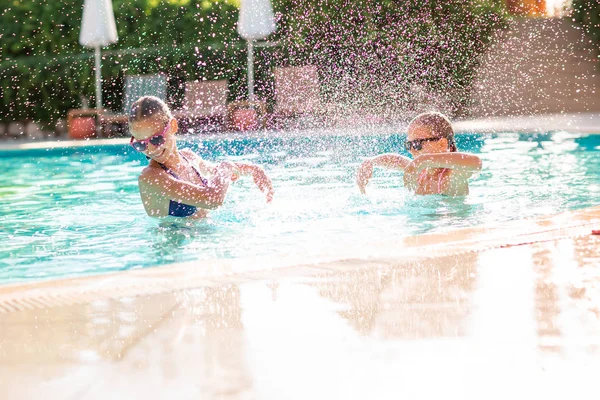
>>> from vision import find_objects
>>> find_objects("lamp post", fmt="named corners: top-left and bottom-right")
top-left (79, 0), bottom-right (118, 110)
top-left (237, 0), bottom-right (276, 102)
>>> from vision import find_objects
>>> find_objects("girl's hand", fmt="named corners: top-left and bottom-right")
top-left (253, 168), bottom-right (274, 203)
top-left (231, 162), bottom-right (274, 202)
top-left (356, 159), bottom-right (373, 194)
top-left (217, 161), bottom-right (239, 181)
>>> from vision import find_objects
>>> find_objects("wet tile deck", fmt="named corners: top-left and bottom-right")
top-left (1, 206), bottom-right (600, 399)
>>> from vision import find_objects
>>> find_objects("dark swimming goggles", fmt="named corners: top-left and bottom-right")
top-left (404, 137), bottom-right (442, 151)
top-left (130, 123), bottom-right (169, 152)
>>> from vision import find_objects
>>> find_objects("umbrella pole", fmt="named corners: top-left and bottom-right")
top-left (247, 40), bottom-right (254, 102)
top-left (94, 45), bottom-right (102, 109)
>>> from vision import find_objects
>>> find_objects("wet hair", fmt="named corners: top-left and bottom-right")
top-left (409, 112), bottom-right (457, 152)
top-left (128, 96), bottom-right (172, 124)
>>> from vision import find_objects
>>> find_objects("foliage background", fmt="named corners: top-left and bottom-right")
top-left (0, 0), bottom-right (507, 126)
top-left (572, 0), bottom-right (600, 45)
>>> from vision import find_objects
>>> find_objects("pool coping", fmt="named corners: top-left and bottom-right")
top-left (1, 205), bottom-right (599, 314)
top-left (453, 112), bottom-right (600, 134)
top-left (1, 112), bottom-right (599, 151)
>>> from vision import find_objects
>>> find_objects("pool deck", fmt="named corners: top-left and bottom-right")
top-left (2, 114), bottom-right (600, 399)
top-left (1, 205), bottom-right (600, 399)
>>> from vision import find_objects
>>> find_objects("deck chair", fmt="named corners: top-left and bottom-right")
top-left (273, 65), bottom-right (322, 117)
top-left (100, 74), bottom-right (168, 135)
top-left (174, 79), bottom-right (229, 132)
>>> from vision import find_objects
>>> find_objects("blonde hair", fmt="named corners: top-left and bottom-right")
top-left (128, 96), bottom-right (172, 124)
top-left (409, 112), bottom-right (457, 152)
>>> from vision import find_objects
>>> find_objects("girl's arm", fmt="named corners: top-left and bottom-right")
top-left (233, 162), bottom-right (275, 203)
top-left (139, 161), bottom-right (237, 209)
top-left (411, 152), bottom-right (482, 176)
top-left (181, 149), bottom-right (217, 177)
top-left (404, 152), bottom-right (482, 191)
top-left (356, 153), bottom-right (412, 194)
top-left (181, 149), bottom-right (274, 202)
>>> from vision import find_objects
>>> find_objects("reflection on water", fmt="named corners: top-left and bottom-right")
top-left (402, 195), bottom-right (482, 234)
top-left (533, 236), bottom-right (600, 355)
top-left (152, 220), bottom-right (220, 249)
top-left (310, 252), bottom-right (478, 338)
top-left (172, 285), bottom-right (253, 398)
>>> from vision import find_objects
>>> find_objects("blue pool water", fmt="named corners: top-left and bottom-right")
top-left (1, 130), bottom-right (599, 284)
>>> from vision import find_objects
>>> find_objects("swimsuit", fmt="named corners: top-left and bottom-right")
top-left (158, 152), bottom-right (208, 217)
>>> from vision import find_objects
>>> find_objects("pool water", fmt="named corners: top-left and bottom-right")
top-left (1, 130), bottom-right (599, 284)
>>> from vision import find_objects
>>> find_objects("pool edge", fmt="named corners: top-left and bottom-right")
top-left (1, 112), bottom-right (599, 151)
top-left (1, 205), bottom-right (598, 314)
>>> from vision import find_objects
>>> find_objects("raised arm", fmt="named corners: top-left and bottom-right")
top-left (180, 149), bottom-right (274, 203)
top-left (411, 152), bottom-right (482, 175)
top-left (356, 153), bottom-right (412, 194)
top-left (404, 152), bottom-right (482, 192)
top-left (139, 161), bottom-right (236, 210)
top-left (181, 149), bottom-right (217, 177)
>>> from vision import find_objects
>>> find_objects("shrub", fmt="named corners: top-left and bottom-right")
top-left (0, 0), bottom-right (507, 126)
top-left (572, 0), bottom-right (600, 44)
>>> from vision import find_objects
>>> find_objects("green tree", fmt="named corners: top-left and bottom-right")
top-left (0, 0), bottom-right (507, 126)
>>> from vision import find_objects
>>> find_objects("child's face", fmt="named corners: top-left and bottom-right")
top-left (406, 123), bottom-right (449, 156)
top-left (130, 117), bottom-right (176, 163)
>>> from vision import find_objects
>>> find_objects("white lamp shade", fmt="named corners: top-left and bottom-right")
top-left (237, 0), bottom-right (276, 41)
top-left (79, 0), bottom-right (118, 48)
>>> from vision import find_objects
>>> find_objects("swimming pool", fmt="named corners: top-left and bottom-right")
top-left (1, 130), bottom-right (598, 284)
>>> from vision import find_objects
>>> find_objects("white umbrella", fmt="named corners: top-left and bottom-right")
top-left (79, 0), bottom-right (118, 109)
top-left (237, 0), bottom-right (276, 101)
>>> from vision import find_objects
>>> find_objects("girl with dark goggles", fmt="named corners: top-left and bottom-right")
top-left (404, 136), bottom-right (443, 151)
top-left (130, 122), bottom-right (170, 152)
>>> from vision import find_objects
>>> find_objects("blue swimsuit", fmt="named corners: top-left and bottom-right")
top-left (158, 152), bottom-right (208, 217)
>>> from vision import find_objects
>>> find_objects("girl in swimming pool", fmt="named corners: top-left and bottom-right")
top-left (356, 112), bottom-right (481, 196)
top-left (129, 96), bottom-right (274, 219)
